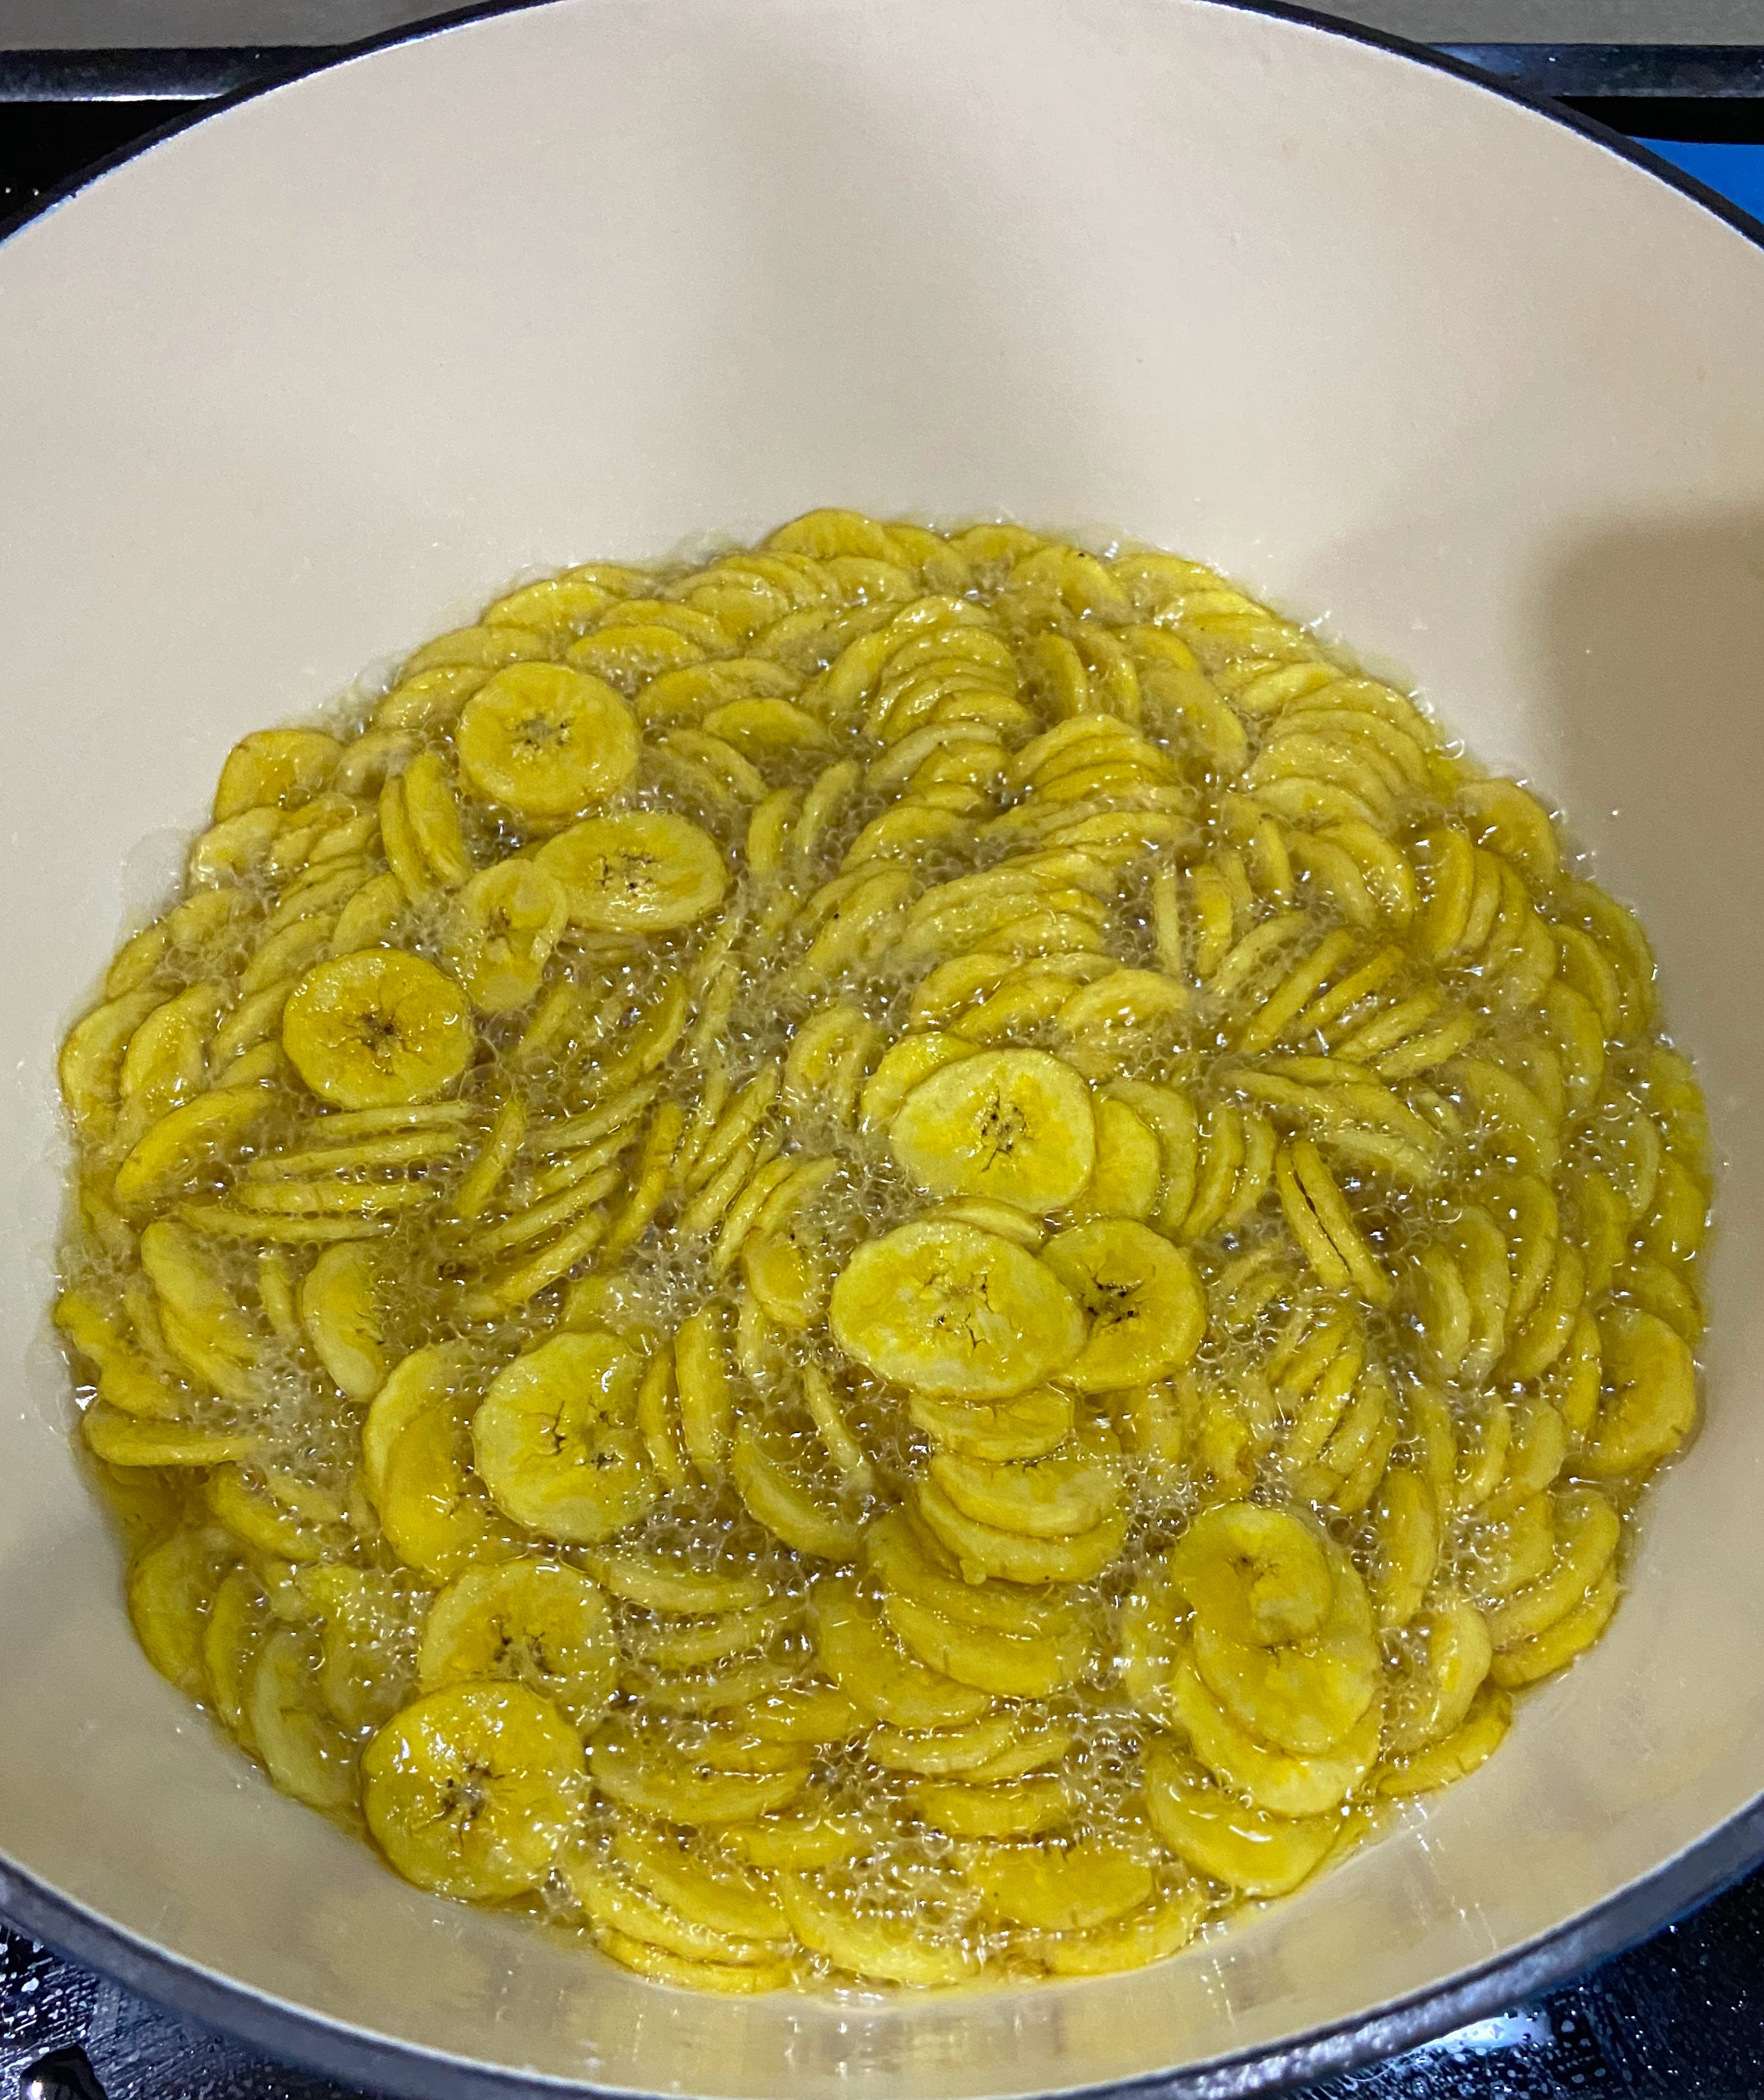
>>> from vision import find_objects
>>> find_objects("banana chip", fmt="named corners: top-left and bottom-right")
top-left (1041, 1220), bottom-right (1205, 1391)
top-left (363, 1682), bottom-right (585, 1899)
top-left (456, 663), bottom-right (639, 818)
top-left (829, 1220), bottom-right (1084, 1400)
top-left (283, 950), bottom-right (472, 1109)
top-left (472, 1331), bottom-right (655, 1545)
top-left (890, 1048), bottom-right (1096, 1213)
top-left (537, 811), bottom-right (727, 931)
top-left (419, 1559), bottom-right (617, 1722)
top-left (446, 863), bottom-right (570, 1014)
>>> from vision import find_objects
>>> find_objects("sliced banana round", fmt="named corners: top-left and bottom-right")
top-left (249, 1627), bottom-right (359, 1812)
top-left (812, 1575), bottom-right (993, 1728)
top-left (963, 1837), bottom-right (1153, 1932)
top-left (282, 950), bottom-right (473, 1109)
top-left (929, 1423), bottom-right (1122, 1539)
top-left (1171, 1652), bottom-right (1382, 1815)
top-left (907, 1385), bottom-right (1074, 1461)
top-left (829, 1220), bottom-right (1084, 1400)
top-left (445, 862), bottom-right (569, 1014)
top-left (1165, 1503), bottom-right (1335, 1648)
top-left (536, 811), bottom-right (728, 932)
top-left (890, 1049), bottom-right (1096, 1213)
top-left (362, 1681), bottom-right (585, 1900)
top-left (471, 1331), bottom-right (655, 1545)
top-left (1191, 1543), bottom-right (1381, 1755)
top-left (1143, 1744), bottom-right (1339, 1897)
top-left (455, 662), bottom-right (638, 818)
top-left (1040, 1220), bottom-right (1205, 1391)
top-left (127, 1525), bottom-right (229, 1696)
top-left (419, 1559), bottom-right (618, 1724)
top-left (299, 1241), bottom-right (388, 1401)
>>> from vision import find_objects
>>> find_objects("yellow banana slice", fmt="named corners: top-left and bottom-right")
top-left (964, 1838), bottom-right (1153, 1932)
top-left (419, 1560), bottom-right (618, 1724)
top-left (588, 1546), bottom-right (768, 1615)
top-left (445, 862), bottom-right (570, 1013)
top-left (204, 1565), bottom-right (268, 1740)
top-left (592, 1924), bottom-right (790, 1992)
top-left (298, 1563), bottom-right (412, 1731)
top-left (362, 1343), bottom-right (465, 1499)
top-left (298, 1241), bottom-right (387, 1400)
top-left (363, 1682), bottom-right (585, 1899)
top-left (1040, 1221), bottom-right (1206, 1391)
top-left (714, 1802), bottom-right (882, 1868)
top-left (1388, 1597), bottom-right (1493, 1753)
top-left (1381, 1684), bottom-right (1513, 1795)
top-left (249, 1628), bottom-right (358, 1811)
top-left (536, 811), bottom-right (728, 931)
top-left (777, 1874), bottom-right (978, 1987)
top-left (1584, 1304), bottom-right (1697, 1476)
top-left (1191, 1543), bottom-right (1380, 1755)
top-left (282, 950), bottom-right (472, 1109)
top-left (1072, 1095), bottom-right (1162, 1222)
top-left (139, 1219), bottom-right (258, 1400)
top-left (881, 1589), bottom-right (1090, 1697)
top-left (859, 1033), bottom-right (980, 1133)
top-left (911, 1775), bottom-right (1070, 1838)
top-left (128, 1525), bottom-right (229, 1695)
top-left (889, 1049), bottom-right (1096, 1212)
top-left (829, 1220), bottom-right (1084, 1400)
top-left (865, 1511), bottom-right (1083, 1644)
top-left (590, 1726), bottom-right (808, 1825)
top-left (1143, 1744), bottom-right (1340, 1896)
top-left (611, 1824), bottom-right (789, 1942)
top-left (377, 1392), bottom-right (512, 1581)
top-left (567, 1854), bottom-right (781, 1967)
top-left (84, 1406), bottom-right (255, 1469)
top-left (112, 1084), bottom-right (275, 1209)
top-left (1165, 1503), bottom-right (1335, 1648)
top-left (730, 1425), bottom-right (859, 1561)
top-left (455, 663), bottom-right (638, 818)
top-left (907, 1385), bottom-right (1074, 1461)
top-left (1171, 1653), bottom-right (1381, 1815)
top-left (213, 729), bottom-right (340, 819)
top-left (1031, 1880), bottom-right (1210, 1975)
top-left (55, 1289), bottom-right (186, 1418)
top-left (812, 1576), bottom-right (993, 1728)
top-left (916, 1478), bottom-right (1129, 1585)
top-left (929, 1425), bottom-right (1121, 1539)
top-left (471, 1331), bottom-right (655, 1545)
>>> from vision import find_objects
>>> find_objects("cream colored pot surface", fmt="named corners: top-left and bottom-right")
top-left (1, 2), bottom-right (1761, 2093)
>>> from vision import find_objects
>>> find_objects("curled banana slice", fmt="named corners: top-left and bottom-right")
top-left (1040, 1220), bottom-right (1206, 1391)
top-left (536, 811), bottom-right (728, 931)
top-left (446, 862), bottom-right (570, 1014)
top-left (890, 1048), bottom-right (1096, 1213)
top-left (419, 1559), bottom-right (618, 1724)
top-left (471, 1331), bottom-right (655, 1545)
top-left (282, 950), bottom-right (473, 1109)
top-left (363, 1682), bottom-right (585, 1900)
top-left (456, 662), bottom-right (638, 818)
top-left (829, 1220), bottom-right (1084, 1400)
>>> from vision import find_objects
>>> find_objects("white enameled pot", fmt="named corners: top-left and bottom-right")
top-left (1, 3), bottom-right (1762, 2093)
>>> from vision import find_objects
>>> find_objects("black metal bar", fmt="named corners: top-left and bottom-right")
top-left (1438, 43), bottom-right (1764, 97)
top-left (0, 46), bottom-right (347, 102)
top-left (1, 38), bottom-right (1763, 106)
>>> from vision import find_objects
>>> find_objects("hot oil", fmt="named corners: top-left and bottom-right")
top-left (55, 516), bottom-right (1711, 1990)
